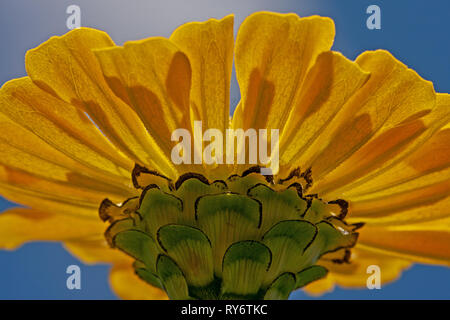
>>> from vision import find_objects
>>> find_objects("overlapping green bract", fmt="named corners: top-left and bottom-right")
top-left (101, 170), bottom-right (359, 300)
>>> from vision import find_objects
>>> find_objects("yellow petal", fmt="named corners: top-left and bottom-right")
top-left (0, 177), bottom-right (101, 218)
top-left (0, 77), bottom-right (133, 181)
top-left (350, 200), bottom-right (450, 236)
top-left (303, 50), bottom-right (436, 191)
top-left (234, 12), bottom-right (335, 134)
top-left (347, 181), bottom-right (449, 222)
top-left (170, 15), bottom-right (235, 178)
top-left (93, 35), bottom-right (197, 177)
top-left (171, 15), bottom-right (234, 134)
top-left (0, 207), bottom-right (130, 265)
top-left (305, 246), bottom-right (411, 294)
top-left (329, 249), bottom-right (411, 287)
top-left (0, 114), bottom-right (136, 217)
top-left (335, 94), bottom-right (450, 201)
top-left (64, 238), bottom-right (132, 265)
top-left (0, 112), bottom-right (84, 182)
top-left (343, 122), bottom-right (450, 224)
top-left (357, 217), bottom-right (450, 265)
top-left (0, 207), bottom-right (104, 249)
top-left (110, 265), bottom-right (168, 300)
top-left (279, 51), bottom-right (370, 169)
top-left (302, 273), bottom-right (335, 296)
top-left (0, 164), bottom-right (135, 218)
top-left (25, 28), bottom-right (170, 176)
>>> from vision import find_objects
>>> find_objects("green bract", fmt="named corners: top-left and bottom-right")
top-left (100, 166), bottom-right (360, 300)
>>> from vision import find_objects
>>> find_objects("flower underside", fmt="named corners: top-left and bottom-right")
top-left (100, 165), bottom-right (361, 300)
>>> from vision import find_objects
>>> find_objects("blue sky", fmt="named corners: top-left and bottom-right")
top-left (0, 0), bottom-right (449, 299)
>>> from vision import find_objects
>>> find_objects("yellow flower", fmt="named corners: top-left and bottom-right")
top-left (0, 12), bottom-right (449, 299)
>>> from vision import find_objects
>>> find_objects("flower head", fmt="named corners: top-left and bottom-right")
top-left (0, 12), bottom-right (449, 299)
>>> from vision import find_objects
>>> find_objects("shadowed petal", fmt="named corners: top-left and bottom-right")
top-left (94, 36), bottom-right (196, 178)
top-left (171, 15), bottom-right (234, 177)
top-left (234, 12), bottom-right (335, 135)
top-left (0, 77), bottom-right (134, 180)
top-left (25, 28), bottom-right (172, 176)
top-left (305, 51), bottom-right (437, 190)
top-left (171, 15), bottom-right (234, 134)
top-left (279, 51), bottom-right (370, 176)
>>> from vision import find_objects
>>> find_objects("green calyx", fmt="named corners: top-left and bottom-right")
top-left (100, 165), bottom-right (361, 300)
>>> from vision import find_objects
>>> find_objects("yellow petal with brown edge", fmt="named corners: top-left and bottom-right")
top-left (279, 51), bottom-right (370, 171)
top-left (234, 12), bottom-right (335, 135)
top-left (110, 265), bottom-right (168, 300)
top-left (25, 28), bottom-right (174, 177)
top-left (0, 207), bottom-right (104, 249)
top-left (302, 50), bottom-right (436, 188)
top-left (357, 216), bottom-right (450, 266)
top-left (0, 77), bottom-right (133, 181)
top-left (93, 36), bottom-right (195, 178)
top-left (304, 246), bottom-right (411, 295)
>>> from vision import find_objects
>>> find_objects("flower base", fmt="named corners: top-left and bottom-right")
top-left (100, 166), bottom-right (360, 300)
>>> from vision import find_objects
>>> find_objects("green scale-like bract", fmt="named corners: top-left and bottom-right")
top-left (101, 170), bottom-right (358, 300)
